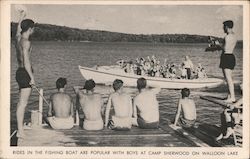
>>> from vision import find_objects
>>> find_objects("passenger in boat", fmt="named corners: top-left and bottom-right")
top-left (15, 10), bottom-right (36, 138)
top-left (133, 78), bottom-right (161, 129)
top-left (196, 63), bottom-right (207, 79)
top-left (73, 79), bottom-right (104, 130)
top-left (216, 83), bottom-right (243, 141)
top-left (182, 56), bottom-right (194, 79)
top-left (105, 79), bottom-right (133, 130)
top-left (173, 88), bottom-right (196, 128)
top-left (169, 64), bottom-right (177, 79)
top-left (180, 63), bottom-right (187, 79)
top-left (47, 78), bottom-right (74, 129)
top-left (219, 20), bottom-right (237, 103)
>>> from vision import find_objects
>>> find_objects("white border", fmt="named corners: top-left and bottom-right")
top-left (1, 1), bottom-right (249, 159)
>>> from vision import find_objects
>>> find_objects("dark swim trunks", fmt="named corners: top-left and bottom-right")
top-left (137, 116), bottom-right (159, 129)
top-left (16, 67), bottom-right (31, 89)
top-left (219, 53), bottom-right (236, 70)
top-left (178, 117), bottom-right (196, 128)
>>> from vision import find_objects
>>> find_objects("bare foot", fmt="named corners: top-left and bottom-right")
top-left (223, 128), bottom-right (234, 139)
top-left (223, 98), bottom-right (236, 103)
top-left (215, 133), bottom-right (223, 141)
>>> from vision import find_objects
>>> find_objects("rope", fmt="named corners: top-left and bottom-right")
top-left (10, 130), bottom-right (17, 139)
top-left (32, 85), bottom-right (50, 106)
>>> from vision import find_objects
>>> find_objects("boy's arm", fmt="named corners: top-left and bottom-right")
top-left (173, 99), bottom-right (182, 126)
top-left (128, 96), bottom-right (133, 117)
top-left (47, 96), bottom-right (53, 117)
top-left (104, 95), bottom-right (112, 127)
top-left (16, 10), bottom-right (26, 40)
top-left (23, 41), bottom-right (35, 86)
top-left (132, 98), bottom-right (138, 118)
top-left (70, 99), bottom-right (74, 117)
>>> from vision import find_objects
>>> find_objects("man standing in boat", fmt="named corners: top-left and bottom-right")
top-left (133, 78), bottom-right (161, 129)
top-left (15, 10), bottom-right (35, 138)
top-left (47, 78), bottom-right (74, 129)
top-left (105, 79), bottom-right (133, 130)
top-left (182, 56), bottom-right (194, 79)
top-left (218, 20), bottom-right (237, 103)
top-left (73, 79), bottom-right (104, 130)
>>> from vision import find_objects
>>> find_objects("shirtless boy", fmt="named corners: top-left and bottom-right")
top-left (47, 78), bottom-right (74, 129)
top-left (133, 78), bottom-right (161, 129)
top-left (105, 79), bottom-right (133, 130)
top-left (173, 88), bottom-right (196, 128)
top-left (73, 79), bottom-right (104, 130)
top-left (15, 11), bottom-right (35, 138)
top-left (219, 20), bottom-right (237, 103)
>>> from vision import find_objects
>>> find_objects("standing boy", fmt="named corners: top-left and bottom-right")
top-left (219, 20), bottom-right (237, 103)
top-left (15, 10), bottom-right (35, 138)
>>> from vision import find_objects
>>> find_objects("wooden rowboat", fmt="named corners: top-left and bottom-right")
top-left (79, 65), bottom-right (223, 89)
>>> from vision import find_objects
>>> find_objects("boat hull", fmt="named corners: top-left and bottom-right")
top-left (79, 66), bottom-right (223, 89)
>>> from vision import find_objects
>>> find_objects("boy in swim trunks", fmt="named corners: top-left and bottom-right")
top-left (105, 79), bottom-right (133, 130)
top-left (73, 79), bottom-right (104, 130)
top-left (133, 78), bottom-right (161, 129)
top-left (47, 78), bottom-right (74, 129)
top-left (173, 88), bottom-right (196, 128)
top-left (15, 10), bottom-right (35, 138)
top-left (219, 20), bottom-right (237, 103)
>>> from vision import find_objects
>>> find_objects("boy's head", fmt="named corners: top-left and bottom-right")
top-left (223, 20), bottom-right (234, 33)
top-left (113, 79), bottom-right (123, 91)
top-left (137, 78), bottom-right (147, 90)
top-left (56, 77), bottom-right (67, 90)
top-left (83, 79), bottom-right (96, 91)
top-left (223, 20), bottom-right (234, 28)
top-left (21, 19), bottom-right (35, 34)
top-left (181, 88), bottom-right (190, 98)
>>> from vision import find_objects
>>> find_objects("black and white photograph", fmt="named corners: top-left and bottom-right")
top-left (0, 0), bottom-right (249, 158)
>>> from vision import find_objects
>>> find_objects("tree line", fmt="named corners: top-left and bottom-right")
top-left (11, 22), bottom-right (227, 43)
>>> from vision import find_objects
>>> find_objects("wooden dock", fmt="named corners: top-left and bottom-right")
top-left (13, 90), bottom-right (240, 147)
top-left (17, 120), bottom-right (208, 147)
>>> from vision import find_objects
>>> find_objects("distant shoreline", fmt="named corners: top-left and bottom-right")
top-left (10, 22), bottom-right (240, 44)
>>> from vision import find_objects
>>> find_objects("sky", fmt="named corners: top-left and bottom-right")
top-left (11, 4), bottom-right (243, 40)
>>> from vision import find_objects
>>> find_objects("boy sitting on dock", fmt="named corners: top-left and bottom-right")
top-left (47, 78), bottom-right (74, 129)
top-left (105, 79), bottom-right (133, 130)
top-left (73, 79), bottom-right (104, 131)
top-left (173, 88), bottom-right (196, 128)
top-left (133, 78), bottom-right (161, 129)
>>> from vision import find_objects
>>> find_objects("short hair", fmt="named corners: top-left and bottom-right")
top-left (56, 77), bottom-right (67, 89)
top-left (84, 79), bottom-right (96, 90)
top-left (223, 20), bottom-right (234, 28)
top-left (21, 19), bottom-right (35, 34)
top-left (181, 88), bottom-right (190, 98)
top-left (113, 79), bottom-right (123, 91)
top-left (137, 78), bottom-right (147, 90)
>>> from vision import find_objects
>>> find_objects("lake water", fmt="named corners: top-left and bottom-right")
top-left (10, 41), bottom-right (243, 132)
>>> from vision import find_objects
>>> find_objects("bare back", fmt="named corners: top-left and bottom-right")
top-left (111, 93), bottom-right (132, 118)
top-left (79, 93), bottom-right (103, 121)
top-left (134, 88), bottom-right (160, 122)
top-left (51, 93), bottom-right (72, 118)
top-left (180, 98), bottom-right (196, 120)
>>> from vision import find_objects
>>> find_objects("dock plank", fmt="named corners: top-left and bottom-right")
top-left (17, 125), bottom-right (195, 147)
